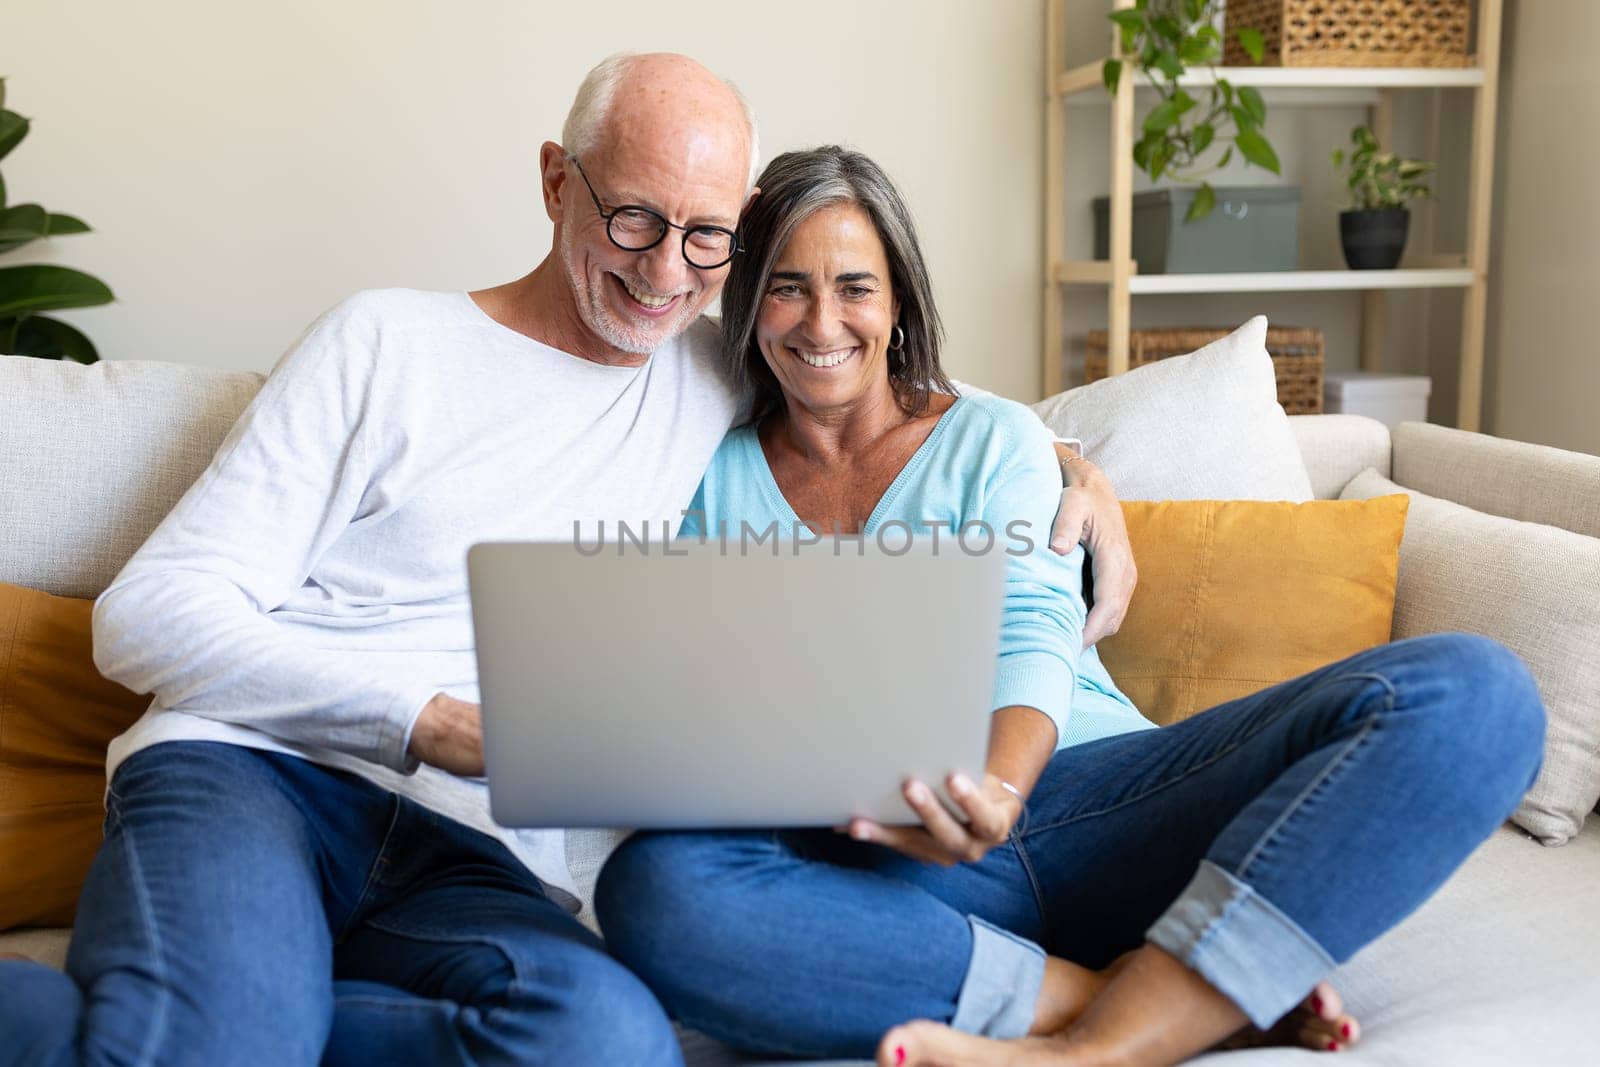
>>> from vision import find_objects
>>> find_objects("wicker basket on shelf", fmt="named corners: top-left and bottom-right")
top-left (1223, 0), bottom-right (1471, 68)
top-left (1085, 325), bottom-right (1324, 414)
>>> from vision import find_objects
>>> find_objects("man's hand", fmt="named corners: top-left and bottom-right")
top-left (1049, 446), bottom-right (1138, 649)
top-left (408, 693), bottom-right (485, 777)
top-left (842, 773), bottom-right (1022, 867)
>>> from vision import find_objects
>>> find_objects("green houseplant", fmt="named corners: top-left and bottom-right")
top-left (1102, 0), bottom-right (1282, 221)
top-left (0, 78), bottom-right (114, 361)
top-left (1332, 125), bottom-right (1435, 270)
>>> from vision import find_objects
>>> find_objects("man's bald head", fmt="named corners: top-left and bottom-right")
top-left (562, 52), bottom-right (759, 193)
top-left (533, 53), bottom-right (759, 363)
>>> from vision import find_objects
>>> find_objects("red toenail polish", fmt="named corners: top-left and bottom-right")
top-left (1326, 1040), bottom-right (1340, 1052)
top-left (895, 1046), bottom-right (906, 1066)
top-left (1341, 1022), bottom-right (1352, 1039)
top-left (1311, 994), bottom-right (1324, 1013)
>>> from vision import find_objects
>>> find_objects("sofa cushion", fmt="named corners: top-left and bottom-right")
top-left (0, 583), bottom-right (149, 929)
top-left (1188, 821), bottom-right (1600, 1067)
top-left (1096, 496), bottom-right (1408, 725)
top-left (1342, 469), bottom-right (1600, 844)
top-left (0, 357), bottom-right (263, 599)
top-left (0, 926), bottom-right (71, 968)
top-left (1393, 421), bottom-right (1600, 539)
top-left (1031, 317), bottom-right (1314, 502)
top-left (1289, 414), bottom-right (1392, 500)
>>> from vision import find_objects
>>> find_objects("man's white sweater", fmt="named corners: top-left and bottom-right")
top-left (93, 288), bottom-right (741, 901)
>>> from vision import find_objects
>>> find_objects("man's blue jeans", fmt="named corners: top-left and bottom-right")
top-left (597, 634), bottom-right (1546, 1060)
top-left (0, 741), bottom-right (682, 1067)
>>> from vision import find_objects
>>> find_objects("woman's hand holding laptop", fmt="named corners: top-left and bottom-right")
top-left (842, 704), bottom-right (1057, 866)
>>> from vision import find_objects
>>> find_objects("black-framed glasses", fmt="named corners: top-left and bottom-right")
top-left (569, 155), bottom-right (740, 270)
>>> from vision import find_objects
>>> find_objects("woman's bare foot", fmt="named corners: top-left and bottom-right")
top-left (1037, 944), bottom-right (1358, 1054)
top-left (879, 1024), bottom-right (1089, 1067)
top-left (880, 946), bottom-right (1361, 1066)
top-left (1220, 981), bottom-right (1361, 1053)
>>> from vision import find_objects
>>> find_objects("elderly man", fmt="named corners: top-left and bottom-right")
top-left (0, 53), bottom-right (1134, 1065)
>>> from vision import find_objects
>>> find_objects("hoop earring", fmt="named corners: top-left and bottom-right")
top-left (890, 324), bottom-right (906, 351)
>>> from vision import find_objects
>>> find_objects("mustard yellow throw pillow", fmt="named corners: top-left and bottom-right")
top-left (0, 582), bottom-right (149, 929)
top-left (1098, 496), bottom-right (1409, 726)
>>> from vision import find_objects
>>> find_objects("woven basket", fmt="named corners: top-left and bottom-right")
top-left (1223, 0), bottom-right (1471, 68)
top-left (1085, 325), bottom-right (1324, 414)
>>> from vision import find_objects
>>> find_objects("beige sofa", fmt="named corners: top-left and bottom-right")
top-left (2, 355), bottom-right (1597, 1066)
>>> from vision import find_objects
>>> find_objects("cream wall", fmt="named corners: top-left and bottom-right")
top-left (1483, 0), bottom-right (1600, 455)
top-left (3, 0), bottom-right (1047, 399)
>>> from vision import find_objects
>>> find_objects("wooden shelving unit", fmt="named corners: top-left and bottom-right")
top-left (1043, 0), bottom-right (1504, 430)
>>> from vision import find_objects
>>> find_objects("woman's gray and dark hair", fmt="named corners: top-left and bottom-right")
top-left (721, 146), bottom-right (952, 422)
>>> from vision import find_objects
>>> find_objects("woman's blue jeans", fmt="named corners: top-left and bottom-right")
top-left (596, 634), bottom-right (1545, 1060)
top-left (0, 741), bottom-right (682, 1067)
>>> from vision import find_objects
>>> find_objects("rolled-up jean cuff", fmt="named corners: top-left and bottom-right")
top-left (950, 915), bottom-right (1045, 1039)
top-left (1146, 860), bottom-right (1335, 1029)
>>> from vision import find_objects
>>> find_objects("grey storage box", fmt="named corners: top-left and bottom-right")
top-left (1093, 186), bottom-right (1300, 273)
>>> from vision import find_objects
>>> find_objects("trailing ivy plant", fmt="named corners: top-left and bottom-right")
top-left (1102, 0), bottom-right (1282, 221)
top-left (1332, 125), bottom-right (1434, 211)
top-left (0, 78), bottom-right (114, 362)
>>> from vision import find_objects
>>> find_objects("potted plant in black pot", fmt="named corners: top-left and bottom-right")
top-left (1332, 125), bottom-right (1435, 270)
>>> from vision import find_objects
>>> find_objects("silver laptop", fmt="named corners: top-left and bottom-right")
top-left (468, 539), bottom-right (1007, 829)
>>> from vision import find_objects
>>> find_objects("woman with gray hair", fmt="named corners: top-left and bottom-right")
top-left (595, 146), bottom-right (1543, 1067)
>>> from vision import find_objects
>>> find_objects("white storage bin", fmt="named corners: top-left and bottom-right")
top-left (1324, 372), bottom-right (1432, 430)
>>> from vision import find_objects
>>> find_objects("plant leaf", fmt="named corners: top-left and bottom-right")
top-left (1179, 35), bottom-right (1218, 65)
top-left (1184, 0), bottom-right (1206, 22)
top-left (1237, 26), bottom-right (1266, 63)
top-left (1109, 9), bottom-right (1146, 33)
top-left (1152, 49), bottom-right (1184, 80)
top-left (0, 264), bottom-right (114, 317)
top-left (1238, 86), bottom-right (1267, 126)
top-left (1151, 15), bottom-right (1183, 42)
top-left (1185, 182), bottom-right (1217, 222)
top-left (1149, 139), bottom-right (1172, 180)
top-left (0, 203), bottom-right (49, 250)
top-left (0, 170), bottom-right (6, 211)
top-left (1103, 58), bottom-right (1124, 94)
top-left (1143, 98), bottom-right (1187, 134)
top-left (1235, 127), bottom-right (1281, 173)
top-left (1133, 134), bottom-right (1154, 171)
top-left (46, 213), bottom-right (90, 236)
top-left (1191, 122), bottom-right (1215, 154)
top-left (0, 109), bottom-right (28, 163)
top-left (12, 313), bottom-right (99, 362)
top-left (1217, 145), bottom-right (1234, 168)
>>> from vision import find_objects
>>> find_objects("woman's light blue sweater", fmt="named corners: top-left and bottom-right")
top-left (681, 394), bottom-right (1153, 750)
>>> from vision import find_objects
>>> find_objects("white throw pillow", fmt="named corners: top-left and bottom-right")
top-left (1032, 317), bottom-right (1314, 502)
top-left (1342, 467), bottom-right (1600, 845)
